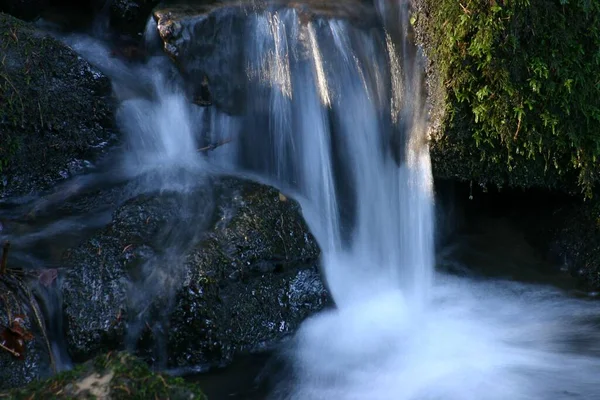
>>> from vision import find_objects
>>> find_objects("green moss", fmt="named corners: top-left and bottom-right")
top-left (419, 0), bottom-right (600, 196)
top-left (1, 352), bottom-right (206, 399)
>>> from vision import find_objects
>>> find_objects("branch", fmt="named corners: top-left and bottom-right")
top-left (0, 341), bottom-right (20, 358)
top-left (0, 242), bottom-right (9, 275)
top-left (198, 138), bottom-right (233, 153)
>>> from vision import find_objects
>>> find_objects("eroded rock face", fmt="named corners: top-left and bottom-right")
top-left (62, 178), bottom-right (326, 368)
top-left (0, 14), bottom-right (116, 199)
top-left (152, 0), bottom-right (380, 114)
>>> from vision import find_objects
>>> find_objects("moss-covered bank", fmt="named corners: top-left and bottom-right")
top-left (415, 0), bottom-right (600, 195)
top-left (0, 352), bottom-right (206, 399)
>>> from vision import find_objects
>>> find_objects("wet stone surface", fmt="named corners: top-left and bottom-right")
top-left (0, 14), bottom-right (116, 199)
top-left (61, 177), bottom-right (327, 369)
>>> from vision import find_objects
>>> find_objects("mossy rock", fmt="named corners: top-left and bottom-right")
top-left (61, 178), bottom-right (326, 369)
top-left (1, 352), bottom-right (206, 399)
top-left (414, 0), bottom-right (600, 196)
top-left (0, 13), bottom-right (116, 198)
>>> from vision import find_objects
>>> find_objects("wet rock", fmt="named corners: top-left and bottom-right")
top-left (534, 200), bottom-right (600, 292)
top-left (62, 178), bottom-right (326, 369)
top-left (0, 0), bottom-right (48, 20)
top-left (1, 351), bottom-right (206, 399)
top-left (110, 0), bottom-right (160, 37)
top-left (0, 278), bottom-right (52, 390)
top-left (61, 187), bottom-right (214, 361)
top-left (0, 14), bottom-right (116, 199)
top-left (152, 0), bottom-right (379, 114)
top-left (168, 180), bottom-right (325, 367)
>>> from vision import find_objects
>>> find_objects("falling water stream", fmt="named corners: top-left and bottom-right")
top-left (1, 0), bottom-right (599, 398)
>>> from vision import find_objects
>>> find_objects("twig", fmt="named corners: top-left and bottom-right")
top-left (114, 385), bottom-right (131, 395)
top-left (198, 138), bottom-right (233, 152)
top-left (459, 2), bottom-right (472, 15)
top-left (1, 242), bottom-right (10, 275)
top-left (13, 279), bottom-right (56, 374)
top-left (158, 375), bottom-right (170, 388)
top-left (513, 115), bottom-right (522, 140)
top-left (38, 100), bottom-right (43, 128)
top-left (0, 341), bottom-right (20, 358)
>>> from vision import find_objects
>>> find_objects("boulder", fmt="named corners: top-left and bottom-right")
top-left (0, 13), bottom-right (116, 199)
top-left (0, 0), bottom-right (48, 20)
top-left (412, 0), bottom-right (600, 194)
top-left (533, 199), bottom-right (600, 292)
top-left (110, 0), bottom-right (160, 37)
top-left (1, 351), bottom-right (206, 399)
top-left (61, 178), bottom-right (326, 369)
top-left (152, 0), bottom-right (380, 114)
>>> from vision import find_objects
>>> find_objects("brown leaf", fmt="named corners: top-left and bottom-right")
top-left (9, 318), bottom-right (34, 342)
top-left (1, 328), bottom-right (24, 359)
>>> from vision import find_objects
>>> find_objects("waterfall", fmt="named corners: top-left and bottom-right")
top-left (189, 5), bottom-right (598, 400)
top-left (60, 1), bottom-right (600, 398)
top-left (200, 7), bottom-right (435, 309)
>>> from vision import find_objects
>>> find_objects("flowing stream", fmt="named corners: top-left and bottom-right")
top-left (2, 0), bottom-right (599, 398)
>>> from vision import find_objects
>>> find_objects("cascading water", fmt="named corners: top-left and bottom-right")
top-left (17, 0), bottom-right (599, 397)
top-left (203, 4), bottom-right (435, 310)
top-left (186, 3), bottom-right (599, 399)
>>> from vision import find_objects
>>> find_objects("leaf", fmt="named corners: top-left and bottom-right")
top-left (0, 314), bottom-right (34, 359)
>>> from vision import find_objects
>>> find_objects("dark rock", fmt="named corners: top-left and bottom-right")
top-left (1, 351), bottom-right (206, 399)
top-left (0, 0), bottom-right (48, 20)
top-left (152, 0), bottom-right (380, 114)
top-left (61, 187), bottom-right (213, 361)
top-left (0, 14), bottom-right (116, 199)
top-left (110, 0), bottom-right (160, 38)
top-left (535, 200), bottom-right (600, 293)
top-left (0, 277), bottom-right (52, 390)
top-left (61, 178), bottom-right (326, 369)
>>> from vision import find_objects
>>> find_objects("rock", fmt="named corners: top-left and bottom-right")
top-left (1, 351), bottom-right (206, 399)
top-left (110, 0), bottom-right (160, 38)
top-left (0, 0), bottom-right (48, 20)
top-left (61, 187), bottom-right (215, 361)
top-left (152, 0), bottom-right (380, 114)
top-left (62, 178), bottom-right (326, 369)
top-left (0, 14), bottom-right (116, 199)
top-left (533, 200), bottom-right (600, 292)
top-left (412, 0), bottom-right (600, 194)
top-left (0, 277), bottom-right (53, 390)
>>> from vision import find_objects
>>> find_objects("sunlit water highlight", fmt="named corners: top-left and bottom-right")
top-left (29, 1), bottom-right (600, 398)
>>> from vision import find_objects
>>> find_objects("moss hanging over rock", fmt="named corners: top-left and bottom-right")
top-left (1, 352), bottom-right (206, 399)
top-left (416, 0), bottom-right (600, 195)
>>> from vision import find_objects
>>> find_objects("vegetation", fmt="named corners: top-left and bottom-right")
top-left (419, 0), bottom-right (600, 196)
top-left (1, 352), bottom-right (207, 399)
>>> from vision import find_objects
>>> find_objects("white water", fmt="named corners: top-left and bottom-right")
top-left (62, 2), bottom-right (600, 398)
top-left (205, 8), bottom-right (435, 309)
top-left (197, 5), bottom-right (598, 400)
